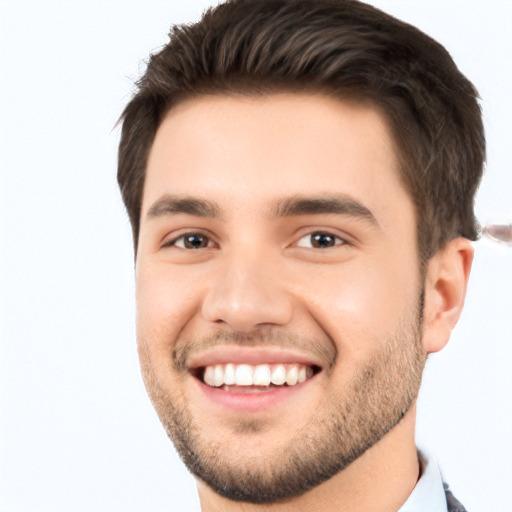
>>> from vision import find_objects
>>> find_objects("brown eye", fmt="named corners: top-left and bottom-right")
top-left (167, 233), bottom-right (211, 249)
top-left (183, 234), bottom-right (209, 249)
top-left (311, 232), bottom-right (336, 248)
top-left (297, 231), bottom-right (344, 249)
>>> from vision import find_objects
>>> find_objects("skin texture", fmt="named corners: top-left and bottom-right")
top-left (135, 94), bottom-right (473, 512)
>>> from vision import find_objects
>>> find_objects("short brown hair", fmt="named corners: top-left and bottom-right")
top-left (118, 0), bottom-right (485, 261)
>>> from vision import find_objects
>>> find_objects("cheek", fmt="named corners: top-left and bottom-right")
top-left (135, 264), bottom-right (203, 349)
top-left (297, 257), bottom-right (418, 353)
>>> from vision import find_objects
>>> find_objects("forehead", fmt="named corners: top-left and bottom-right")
top-left (143, 93), bottom-right (413, 230)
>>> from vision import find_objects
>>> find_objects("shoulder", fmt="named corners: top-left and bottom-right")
top-left (444, 483), bottom-right (467, 512)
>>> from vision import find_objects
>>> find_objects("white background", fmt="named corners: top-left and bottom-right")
top-left (1, 1), bottom-right (510, 511)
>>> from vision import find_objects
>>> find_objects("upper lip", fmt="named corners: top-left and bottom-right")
top-left (187, 345), bottom-right (324, 370)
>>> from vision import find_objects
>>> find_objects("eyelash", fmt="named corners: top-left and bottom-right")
top-left (162, 231), bottom-right (215, 250)
top-left (162, 230), bottom-right (348, 250)
top-left (296, 231), bottom-right (348, 249)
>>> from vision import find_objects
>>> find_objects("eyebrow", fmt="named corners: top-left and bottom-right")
top-left (146, 195), bottom-right (221, 219)
top-left (273, 195), bottom-right (378, 225)
top-left (145, 193), bottom-right (378, 226)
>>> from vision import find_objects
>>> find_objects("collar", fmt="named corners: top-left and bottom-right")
top-left (398, 450), bottom-right (448, 512)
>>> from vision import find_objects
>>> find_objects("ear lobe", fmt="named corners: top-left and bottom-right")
top-left (422, 238), bottom-right (474, 354)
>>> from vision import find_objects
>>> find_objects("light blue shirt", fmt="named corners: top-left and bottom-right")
top-left (398, 451), bottom-right (448, 512)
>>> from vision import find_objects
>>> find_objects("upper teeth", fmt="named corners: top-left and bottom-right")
top-left (203, 363), bottom-right (313, 387)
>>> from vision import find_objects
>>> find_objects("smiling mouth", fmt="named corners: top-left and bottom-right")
top-left (194, 363), bottom-right (319, 392)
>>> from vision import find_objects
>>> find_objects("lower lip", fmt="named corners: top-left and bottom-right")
top-left (193, 376), bottom-right (314, 413)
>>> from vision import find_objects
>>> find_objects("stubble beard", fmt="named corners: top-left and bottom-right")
top-left (138, 297), bottom-right (427, 504)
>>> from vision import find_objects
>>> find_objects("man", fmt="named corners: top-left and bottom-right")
top-left (117, 0), bottom-right (484, 510)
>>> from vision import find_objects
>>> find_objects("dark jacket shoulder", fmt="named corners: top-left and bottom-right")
top-left (444, 483), bottom-right (467, 512)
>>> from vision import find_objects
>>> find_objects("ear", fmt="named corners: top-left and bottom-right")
top-left (422, 237), bottom-right (474, 354)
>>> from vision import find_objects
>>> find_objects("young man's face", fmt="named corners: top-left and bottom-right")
top-left (135, 93), bottom-right (427, 502)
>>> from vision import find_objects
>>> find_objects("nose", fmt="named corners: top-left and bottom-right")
top-left (201, 252), bottom-right (294, 333)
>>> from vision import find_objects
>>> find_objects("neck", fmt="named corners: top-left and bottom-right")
top-left (197, 403), bottom-right (420, 512)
